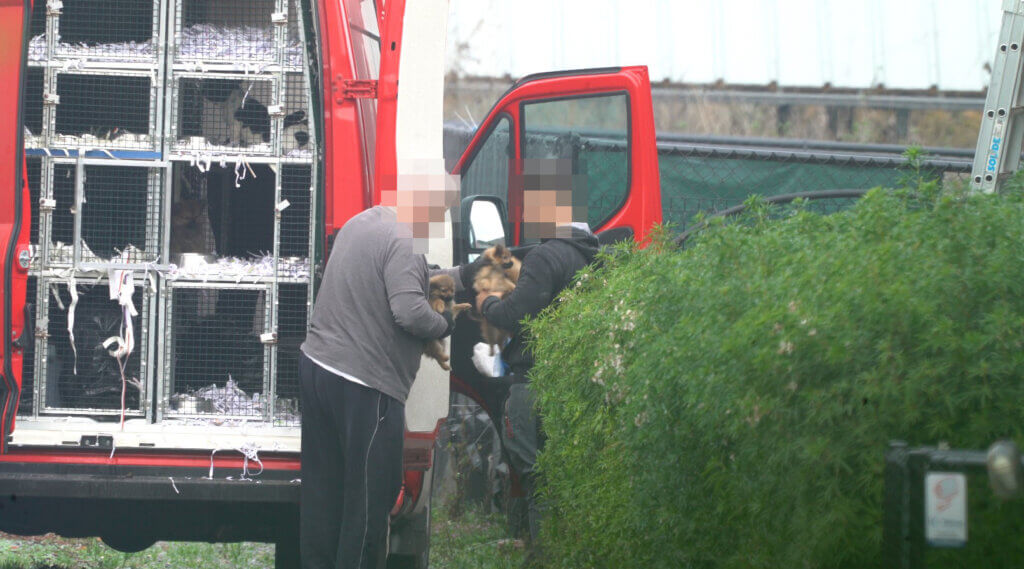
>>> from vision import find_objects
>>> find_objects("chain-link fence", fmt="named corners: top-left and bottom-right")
top-left (443, 124), bottom-right (974, 233)
top-left (657, 142), bottom-right (972, 231)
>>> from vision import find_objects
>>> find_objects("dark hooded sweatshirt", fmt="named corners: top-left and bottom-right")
top-left (479, 225), bottom-right (600, 375)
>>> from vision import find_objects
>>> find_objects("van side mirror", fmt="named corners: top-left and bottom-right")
top-left (457, 196), bottom-right (508, 262)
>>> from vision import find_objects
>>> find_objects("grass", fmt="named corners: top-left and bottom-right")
top-left (0, 536), bottom-right (274, 569)
top-left (430, 503), bottom-right (526, 569)
top-left (0, 503), bottom-right (523, 569)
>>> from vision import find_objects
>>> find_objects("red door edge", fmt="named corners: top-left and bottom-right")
top-left (318, 0), bottom-right (377, 241)
top-left (371, 0), bottom-right (406, 206)
top-left (1, 0), bottom-right (33, 455)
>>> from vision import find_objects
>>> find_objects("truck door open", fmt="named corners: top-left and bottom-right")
top-left (1, 0), bottom-right (33, 454)
top-left (448, 66), bottom-right (662, 416)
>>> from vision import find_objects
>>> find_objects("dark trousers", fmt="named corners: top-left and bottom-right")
top-left (299, 353), bottom-right (405, 569)
top-left (501, 382), bottom-right (544, 548)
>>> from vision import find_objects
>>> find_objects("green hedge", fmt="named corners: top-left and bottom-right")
top-left (527, 183), bottom-right (1024, 568)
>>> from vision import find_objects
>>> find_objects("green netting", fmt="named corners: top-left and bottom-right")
top-left (660, 153), bottom-right (908, 230)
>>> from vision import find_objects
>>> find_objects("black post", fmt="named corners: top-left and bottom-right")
top-left (907, 449), bottom-right (929, 569)
top-left (883, 440), bottom-right (911, 569)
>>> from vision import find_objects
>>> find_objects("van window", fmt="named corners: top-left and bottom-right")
top-left (460, 116), bottom-right (511, 205)
top-left (521, 93), bottom-right (629, 230)
top-left (353, 0), bottom-right (380, 80)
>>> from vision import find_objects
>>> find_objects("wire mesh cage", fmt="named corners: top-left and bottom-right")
top-left (173, 0), bottom-right (283, 67)
top-left (23, 68), bottom-right (45, 148)
top-left (26, 158), bottom-right (42, 248)
top-left (162, 281), bottom-right (271, 421)
top-left (283, 0), bottom-right (305, 69)
top-left (17, 276), bottom-right (39, 417)
top-left (47, 162), bottom-right (163, 266)
top-left (53, 0), bottom-right (161, 63)
top-left (168, 163), bottom-right (218, 259)
top-left (168, 161), bottom-right (277, 268)
top-left (37, 276), bottom-right (151, 417)
top-left (50, 70), bottom-right (158, 152)
top-left (279, 164), bottom-right (312, 260)
top-left (273, 282), bottom-right (307, 426)
top-left (281, 72), bottom-right (312, 157)
top-left (170, 74), bottom-right (278, 155)
top-left (26, 0), bottom-right (46, 64)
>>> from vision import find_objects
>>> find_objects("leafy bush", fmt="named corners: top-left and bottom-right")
top-left (528, 182), bottom-right (1024, 568)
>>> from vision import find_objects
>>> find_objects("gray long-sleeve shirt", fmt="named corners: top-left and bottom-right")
top-left (301, 206), bottom-right (456, 404)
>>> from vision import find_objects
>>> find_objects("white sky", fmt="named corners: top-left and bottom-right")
top-left (447, 0), bottom-right (1002, 92)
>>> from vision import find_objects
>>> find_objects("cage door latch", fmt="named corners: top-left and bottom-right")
top-left (336, 79), bottom-right (378, 103)
top-left (260, 331), bottom-right (278, 345)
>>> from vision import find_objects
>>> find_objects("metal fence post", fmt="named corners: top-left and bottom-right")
top-left (883, 440), bottom-right (911, 569)
top-left (907, 449), bottom-right (930, 569)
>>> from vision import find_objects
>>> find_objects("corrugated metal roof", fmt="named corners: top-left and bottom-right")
top-left (446, 0), bottom-right (1000, 92)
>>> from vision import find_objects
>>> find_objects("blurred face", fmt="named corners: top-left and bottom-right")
top-left (382, 164), bottom-right (459, 241)
top-left (522, 189), bottom-right (575, 239)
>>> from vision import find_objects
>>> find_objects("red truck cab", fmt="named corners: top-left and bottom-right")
top-left (0, 0), bottom-right (660, 567)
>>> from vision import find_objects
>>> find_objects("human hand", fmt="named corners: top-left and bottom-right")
top-left (476, 289), bottom-right (502, 312)
top-left (439, 306), bottom-right (455, 338)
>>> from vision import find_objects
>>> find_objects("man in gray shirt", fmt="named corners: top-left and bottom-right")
top-left (299, 202), bottom-right (459, 569)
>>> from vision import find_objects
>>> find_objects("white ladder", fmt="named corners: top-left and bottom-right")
top-left (972, 0), bottom-right (1024, 192)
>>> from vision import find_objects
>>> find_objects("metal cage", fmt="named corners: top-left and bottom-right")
top-left (18, 0), bottom-right (319, 428)
top-left (160, 280), bottom-right (272, 421)
top-left (45, 160), bottom-right (164, 267)
top-left (33, 276), bottom-right (153, 418)
top-left (279, 164), bottom-right (313, 259)
top-left (23, 68), bottom-right (45, 148)
top-left (273, 282), bottom-right (307, 427)
top-left (51, 0), bottom-right (163, 65)
top-left (26, 158), bottom-right (42, 249)
top-left (281, 71), bottom-right (312, 158)
top-left (26, 0), bottom-right (46, 64)
top-left (166, 161), bottom-right (281, 265)
top-left (168, 73), bottom-right (279, 156)
top-left (49, 69), bottom-right (161, 153)
top-left (17, 276), bottom-right (39, 416)
top-left (172, 0), bottom-right (289, 69)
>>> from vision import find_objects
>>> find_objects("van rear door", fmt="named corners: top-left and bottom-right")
top-left (1, 0), bottom-right (34, 453)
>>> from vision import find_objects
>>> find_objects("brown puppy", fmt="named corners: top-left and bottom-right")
top-left (170, 199), bottom-right (214, 256)
top-left (424, 274), bottom-right (472, 371)
top-left (472, 245), bottom-right (522, 354)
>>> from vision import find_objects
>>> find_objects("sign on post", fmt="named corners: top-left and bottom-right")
top-left (924, 472), bottom-right (968, 548)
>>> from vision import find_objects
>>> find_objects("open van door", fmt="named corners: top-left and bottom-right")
top-left (448, 66), bottom-right (661, 415)
top-left (0, 0), bottom-right (33, 454)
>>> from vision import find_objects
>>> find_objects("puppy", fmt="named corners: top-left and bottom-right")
top-left (423, 274), bottom-right (472, 371)
top-left (282, 110), bottom-right (311, 153)
top-left (234, 96), bottom-right (271, 144)
top-left (472, 245), bottom-right (522, 354)
top-left (198, 80), bottom-right (272, 146)
top-left (170, 199), bottom-right (214, 256)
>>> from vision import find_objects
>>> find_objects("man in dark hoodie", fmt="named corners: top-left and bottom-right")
top-left (471, 182), bottom-right (600, 556)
